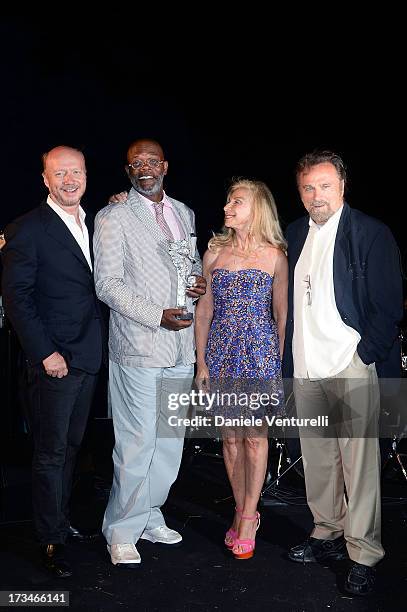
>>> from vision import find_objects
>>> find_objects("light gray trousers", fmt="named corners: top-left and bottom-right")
top-left (103, 359), bottom-right (194, 545)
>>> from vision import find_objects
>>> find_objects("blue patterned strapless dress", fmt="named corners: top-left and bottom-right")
top-left (205, 268), bottom-right (284, 419)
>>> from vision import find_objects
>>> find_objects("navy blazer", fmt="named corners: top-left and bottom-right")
top-left (1, 201), bottom-right (105, 374)
top-left (282, 203), bottom-right (403, 379)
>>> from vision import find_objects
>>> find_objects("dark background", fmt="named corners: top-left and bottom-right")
top-left (0, 15), bottom-right (404, 264)
top-left (1, 21), bottom-right (407, 608)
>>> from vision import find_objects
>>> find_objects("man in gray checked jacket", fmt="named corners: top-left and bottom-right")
top-left (93, 139), bottom-right (206, 567)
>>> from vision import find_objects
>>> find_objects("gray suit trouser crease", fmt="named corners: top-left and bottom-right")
top-left (103, 359), bottom-right (193, 545)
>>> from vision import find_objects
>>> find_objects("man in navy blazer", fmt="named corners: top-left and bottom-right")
top-left (282, 151), bottom-right (403, 596)
top-left (1, 146), bottom-right (104, 578)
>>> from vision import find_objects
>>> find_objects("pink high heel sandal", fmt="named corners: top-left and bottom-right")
top-left (224, 507), bottom-right (242, 550)
top-left (232, 511), bottom-right (260, 559)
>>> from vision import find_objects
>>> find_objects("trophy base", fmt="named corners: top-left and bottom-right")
top-left (175, 312), bottom-right (194, 321)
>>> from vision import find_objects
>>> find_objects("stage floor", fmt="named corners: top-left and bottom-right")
top-left (0, 434), bottom-right (406, 611)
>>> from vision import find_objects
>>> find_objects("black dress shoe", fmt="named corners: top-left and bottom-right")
top-left (68, 524), bottom-right (100, 541)
top-left (345, 562), bottom-right (376, 596)
top-left (40, 544), bottom-right (72, 578)
top-left (288, 536), bottom-right (348, 563)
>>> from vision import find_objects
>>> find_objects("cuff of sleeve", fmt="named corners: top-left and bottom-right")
top-left (147, 305), bottom-right (164, 329)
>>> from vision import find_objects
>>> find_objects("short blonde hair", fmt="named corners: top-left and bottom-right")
top-left (208, 179), bottom-right (287, 252)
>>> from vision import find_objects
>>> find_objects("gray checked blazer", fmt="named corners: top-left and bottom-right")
top-left (93, 189), bottom-right (202, 368)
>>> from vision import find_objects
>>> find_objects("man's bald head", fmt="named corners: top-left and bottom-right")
top-left (42, 146), bottom-right (85, 171)
top-left (42, 146), bottom-right (87, 210)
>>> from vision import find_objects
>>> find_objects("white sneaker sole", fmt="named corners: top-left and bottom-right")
top-left (111, 559), bottom-right (141, 566)
top-left (140, 533), bottom-right (183, 545)
top-left (107, 546), bottom-right (141, 565)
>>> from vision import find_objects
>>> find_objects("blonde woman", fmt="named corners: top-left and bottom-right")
top-left (195, 179), bottom-right (288, 559)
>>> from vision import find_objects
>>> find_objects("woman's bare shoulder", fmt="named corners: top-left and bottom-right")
top-left (203, 247), bottom-right (224, 272)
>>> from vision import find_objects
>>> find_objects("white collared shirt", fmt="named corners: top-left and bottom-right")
top-left (138, 191), bottom-right (184, 240)
top-left (293, 205), bottom-right (360, 379)
top-left (47, 196), bottom-right (92, 270)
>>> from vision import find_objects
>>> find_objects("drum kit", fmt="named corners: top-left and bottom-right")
top-left (263, 413), bottom-right (407, 501)
top-left (184, 332), bottom-right (407, 504)
top-left (262, 332), bottom-right (407, 501)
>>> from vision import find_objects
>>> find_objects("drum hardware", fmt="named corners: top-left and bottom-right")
top-left (0, 295), bottom-right (5, 329)
top-left (382, 435), bottom-right (407, 483)
top-left (261, 436), bottom-right (306, 506)
top-left (184, 438), bottom-right (223, 461)
top-left (180, 427), bottom-right (223, 475)
top-left (267, 438), bottom-right (303, 487)
top-left (0, 306), bottom-right (14, 439)
top-left (181, 401), bottom-right (224, 466)
top-left (401, 329), bottom-right (407, 373)
top-left (263, 391), bottom-right (306, 489)
top-left (261, 388), bottom-right (407, 502)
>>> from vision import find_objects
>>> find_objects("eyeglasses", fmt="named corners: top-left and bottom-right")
top-left (304, 274), bottom-right (312, 306)
top-left (128, 159), bottom-right (165, 171)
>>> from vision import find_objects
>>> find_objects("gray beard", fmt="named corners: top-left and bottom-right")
top-left (310, 211), bottom-right (332, 225)
top-left (309, 201), bottom-right (334, 225)
top-left (130, 175), bottom-right (164, 197)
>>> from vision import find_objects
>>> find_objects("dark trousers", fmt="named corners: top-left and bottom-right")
top-left (26, 366), bottom-right (97, 544)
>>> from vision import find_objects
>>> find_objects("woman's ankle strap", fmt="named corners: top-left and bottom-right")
top-left (240, 511), bottom-right (260, 521)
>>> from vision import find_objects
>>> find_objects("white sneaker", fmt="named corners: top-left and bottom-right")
top-left (108, 543), bottom-right (141, 566)
top-left (140, 525), bottom-right (183, 545)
